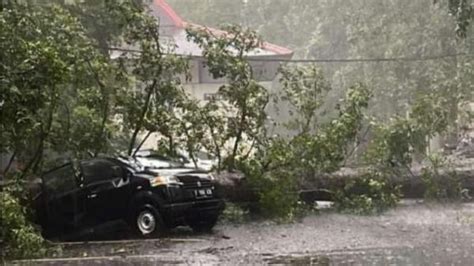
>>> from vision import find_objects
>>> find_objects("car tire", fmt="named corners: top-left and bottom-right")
top-left (132, 204), bottom-right (165, 238)
top-left (189, 215), bottom-right (218, 233)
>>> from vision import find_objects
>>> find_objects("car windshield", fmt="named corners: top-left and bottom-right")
top-left (117, 156), bottom-right (145, 172)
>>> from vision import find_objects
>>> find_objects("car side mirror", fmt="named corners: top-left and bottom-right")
top-left (73, 164), bottom-right (84, 187)
top-left (179, 156), bottom-right (190, 164)
top-left (76, 173), bottom-right (84, 187)
top-left (111, 166), bottom-right (123, 179)
top-left (125, 171), bottom-right (133, 181)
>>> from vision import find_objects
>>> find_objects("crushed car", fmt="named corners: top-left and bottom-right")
top-left (33, 156), bottom-right (224, 238)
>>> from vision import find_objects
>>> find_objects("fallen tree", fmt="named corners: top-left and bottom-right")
top-left (216, 158), bottom-right (474, 203)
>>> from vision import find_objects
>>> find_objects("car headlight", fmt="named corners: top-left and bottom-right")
top-left (150, 175), bottom-right (182, 187)
top-left (208, 174), bottom-right (216, 181)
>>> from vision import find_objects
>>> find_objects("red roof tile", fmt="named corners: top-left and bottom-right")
top-left (154, 0), bottom-right (184, 27)
top-left (154, 0), bottom-right (293, 56)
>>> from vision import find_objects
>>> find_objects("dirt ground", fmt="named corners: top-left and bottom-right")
top-left (14, 200), bottom-right (474, 265)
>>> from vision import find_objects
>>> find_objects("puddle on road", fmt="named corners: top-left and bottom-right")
top-left (264, 254), bottom-right (331, 265)
top-left (263, 254), bottom-right (409, 266)
top-left (261, 248), bottom-right (436, 266)
top-left (260, 246), bottom-right (474, 266)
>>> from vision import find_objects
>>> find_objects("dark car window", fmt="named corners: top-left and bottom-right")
top-left (43, 164), bottom-right (77, 195)
top-left (81, 159), bottom-right (123, 185)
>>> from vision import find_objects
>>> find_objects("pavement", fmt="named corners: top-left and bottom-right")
top-left (12, 200), bottom-right (474, 265)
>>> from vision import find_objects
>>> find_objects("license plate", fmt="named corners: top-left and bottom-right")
top-left (194, 189), bottom-right (212, 198)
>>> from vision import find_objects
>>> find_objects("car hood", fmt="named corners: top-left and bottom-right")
top-left (144, 167), bottom-right (211, 177)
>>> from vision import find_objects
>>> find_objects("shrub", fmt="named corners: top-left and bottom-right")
top-left (421, 155), bottom-right (468, 202)
top-left (0, 190), bottom-right (46, 260)
top-left (220, 202), bottom-right (250, 224)
top-left (256, 172), bottom-right (299, 219)
top-left (241, 159), bottom-right (300, 219)
top-left (333, 175), bottom-right (401, 215)
top-left (234, 83), bottom-right (372, 219)
top-left (245, 169), bottom-right (318, 220)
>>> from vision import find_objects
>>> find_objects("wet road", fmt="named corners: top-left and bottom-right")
top-left (15, 201), bottom-right (474, 265)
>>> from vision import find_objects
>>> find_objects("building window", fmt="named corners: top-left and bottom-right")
top-left (251, 61), bottom-right (278, 81)
top-left (199, 62), bottom-right (225, 84)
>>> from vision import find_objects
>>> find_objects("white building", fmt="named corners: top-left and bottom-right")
top-left (137, 0), bottom-right (294, 150)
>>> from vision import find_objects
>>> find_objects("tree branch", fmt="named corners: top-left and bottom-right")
top-left (3, 150), bottom-right (17, 176)
top-left (128, 79), bottom-right (157, 155)
top-left (133, 130), bottom-right (153, 157)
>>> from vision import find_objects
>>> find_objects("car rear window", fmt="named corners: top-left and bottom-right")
top-left (43, 164), bottom-right (77, 195)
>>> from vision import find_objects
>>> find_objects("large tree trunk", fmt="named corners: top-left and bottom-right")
top-left (216, 160), bottom-right (474, 203)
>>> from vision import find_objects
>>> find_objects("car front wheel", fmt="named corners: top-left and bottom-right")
top-left (133, 205), bottom-right (165, 237)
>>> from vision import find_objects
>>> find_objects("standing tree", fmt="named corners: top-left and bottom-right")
top-left (0, 2), bottom-right (119, 175)
top-left (109, 1), bottom-right (189, 156)
top-left (278, 65), bottom-right (332, 134)
top-left (0, 1), bottom-right (125, 259)
top-left (187, 25), bottom-right (269, 170)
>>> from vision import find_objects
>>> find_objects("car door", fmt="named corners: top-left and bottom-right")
top-left (80, 159), bottom-right (132, 223)
top-left (42, 163), bottom-right (86, 232)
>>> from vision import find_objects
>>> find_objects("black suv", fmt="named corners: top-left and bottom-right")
top-left (34, 156), bottom-right (224, 238)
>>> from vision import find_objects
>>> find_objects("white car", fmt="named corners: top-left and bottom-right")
top-left (134, 149), bottom-right (218, 172)
top-left (133, 150), bottom-right (185, 169)
top-left (178, 150), bottom-right (218, 172)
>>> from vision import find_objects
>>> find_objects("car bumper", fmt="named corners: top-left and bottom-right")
top-left (162, 198), bottom-right (225, 217)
